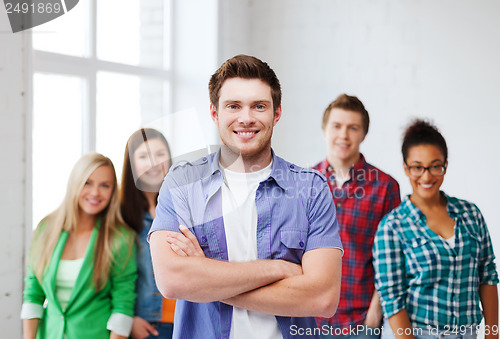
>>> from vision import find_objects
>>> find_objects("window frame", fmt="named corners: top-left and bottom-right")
top-left (30, 0), bottom-right (175, 229)
top-left (32, 0), bottom-right (174, 154)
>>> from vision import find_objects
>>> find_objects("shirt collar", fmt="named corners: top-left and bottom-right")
top-left (444, 192), bottom-right (461, 217)
top-left (321, 153), bottom-right (367, 184)
top-left (401, 195), bottom-right (424, 221)
top-left (209, 148), bottom-right (289, 191)
top-left (209, 149), bottom-right (222, 175)
top-left (203, 150), bottom-right (224, 201)
top-left (268, 149), bottom-right (290, 191)
top-left (402, 191), bottom-right (461, 221)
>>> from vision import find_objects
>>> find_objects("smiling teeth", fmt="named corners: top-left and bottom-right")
top-left (238, 132), bottom-right (256, 136)
top-left (420, 184), bottom-right (433, 188)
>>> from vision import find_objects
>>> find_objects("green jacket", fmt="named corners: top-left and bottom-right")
top-left (23, 224), bottom-right (137, 339)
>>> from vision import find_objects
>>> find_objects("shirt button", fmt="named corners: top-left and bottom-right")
top-left (290, 165), bottom-right (294, 169)
top-left (337, 203), bottom-right (342, 208)
top-left (201, 236), bottom-right (207, 243)
top-left (61, 315), bottom-right (64, 320)
top-left (202, 157), bottom-right (207, 161)
top-left (299, 241), bottom-right (304, 247)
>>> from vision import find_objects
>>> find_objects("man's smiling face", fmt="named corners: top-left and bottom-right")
top-left (211, 77), bottom-right (281, 160)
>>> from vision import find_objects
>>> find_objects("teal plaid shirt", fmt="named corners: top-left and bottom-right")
top-left (373, 192), bottom-right (498, 329)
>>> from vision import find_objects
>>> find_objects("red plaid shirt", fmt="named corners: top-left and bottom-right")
top-left (313, 155), bottom-right (400, 329)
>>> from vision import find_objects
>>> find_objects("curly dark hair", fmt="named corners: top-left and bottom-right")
top-left (402, 119), bottom-right (448, 163)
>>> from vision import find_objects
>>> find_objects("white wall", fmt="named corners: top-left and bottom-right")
top-left (0, 12), bottom-right (30, 338)
top-left (170, 0), bottom-right (220, 151)
top-left (219, 0), bottom-right (500, 264)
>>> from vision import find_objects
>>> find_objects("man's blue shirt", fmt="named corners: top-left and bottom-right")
top-left (149, 149), bottom-right (343, 339)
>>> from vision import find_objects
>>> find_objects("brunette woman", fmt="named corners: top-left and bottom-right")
top-left (373, 120), bottom-right (498, 339)
top-left (120, 128), bottom-right (175, 339)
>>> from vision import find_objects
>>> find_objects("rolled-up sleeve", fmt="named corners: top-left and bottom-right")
top-left (106, 312), bottom-right (134, 337)
top-left (373, 215), bottom-right (407, 318)
top-left (108, 229), bottom-right (137, 336)
top-left (21, 266), bottom-right (46, 319)
top-left (20, 302), bottom-right (44, 320)
top-left (475, 205), bottom-right (499, 285)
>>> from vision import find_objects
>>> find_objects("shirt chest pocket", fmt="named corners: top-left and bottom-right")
top-left (462, 225), bottom-right (482, 265)
top-left (191, 224), bottom-right (221, 259)
top-left (404, 236), bottom-right (442, 284)
top-left (279, 229), bottom-right (307, 264)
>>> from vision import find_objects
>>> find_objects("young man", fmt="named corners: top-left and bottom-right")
top-left (313, 94), bottom-right (400, 339)
top-left (148, 55), bottom-right (343, 339)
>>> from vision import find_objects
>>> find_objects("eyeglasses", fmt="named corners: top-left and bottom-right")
top-left (405, 164), bottom-right (446, 177)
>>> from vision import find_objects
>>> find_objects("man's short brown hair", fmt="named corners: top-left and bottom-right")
top-left (322, 94), bottom-right (370, 134)
top-left (209, 55), bottom-right (282, 112)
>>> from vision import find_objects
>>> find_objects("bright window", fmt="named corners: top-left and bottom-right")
top-left (32, 0), bottom-right (172, 227)
top-left (32, 0), bottom-right (90, 57)
top-left (32, 74), bottom-right (85, 225)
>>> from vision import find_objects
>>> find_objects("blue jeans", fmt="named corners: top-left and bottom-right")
top-left (321, 324), bottom-right (382, 339)
top-left (142, 322), bottom-right (174, 339)
top-left (381, 319), bottom-right (477, 339)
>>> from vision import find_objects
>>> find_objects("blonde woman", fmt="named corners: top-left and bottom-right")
top-left (21, 153), bottom-right (138, 339)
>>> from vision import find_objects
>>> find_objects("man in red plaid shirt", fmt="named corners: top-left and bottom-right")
top-left (313, 94), bottom-right (401, 339)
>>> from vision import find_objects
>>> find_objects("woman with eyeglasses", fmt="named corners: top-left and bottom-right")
top-left (373, 119), bottom-right (498, 339)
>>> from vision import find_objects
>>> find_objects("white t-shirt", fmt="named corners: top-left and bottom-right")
top-left (439, 223), bottom-right (456, 248)
top-left (220, 161), bottom-right (282, 339)
top-left (56, 257), bottom-right (84, 311)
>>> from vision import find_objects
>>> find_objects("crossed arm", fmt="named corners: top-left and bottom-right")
top-left (149, 226), bottom-right (342, 318)
top-left (221, 246), bottom-right (342, 317)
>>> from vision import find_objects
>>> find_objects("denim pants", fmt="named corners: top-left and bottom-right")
top-left (381, 319), bottom-right (477, 339)
top-left (142, 322), bottom-right (174, 339)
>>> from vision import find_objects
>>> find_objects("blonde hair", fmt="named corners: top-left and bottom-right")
top-left (30, 152), bottom-right (132, 291)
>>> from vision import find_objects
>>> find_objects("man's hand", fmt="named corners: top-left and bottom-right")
top-left (130, 316), bottom-right (159, 339)
top-left (166, 226), bottom-right (302, 279)
top-left (280, 260), bottom-right (303, 278)
top-left (166, 226), bottom-right (303, 278)
top-left (364, 291), bottom-right (383, 327)
top-left (166, 225), bottom-right (205, 257)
